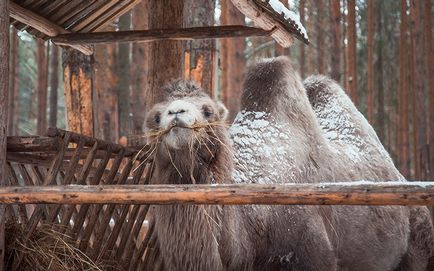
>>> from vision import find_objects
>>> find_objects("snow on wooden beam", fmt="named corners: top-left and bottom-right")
top-left (0, 182), bottom-right (433, 205)
top-left (9, 1), bottom-right (93, 55)
top-left (51, 25), bottom-right (272, 45)
top-left (231, 0), bottom-right (309, 47)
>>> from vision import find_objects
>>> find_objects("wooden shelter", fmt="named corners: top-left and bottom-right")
top-left (1, 0), bottom-right (432, 270)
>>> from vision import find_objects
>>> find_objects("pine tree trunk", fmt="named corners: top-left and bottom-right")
top-left (117, 13), bottom-right (131, 138)
top-left (36, 39), bottom-right (48, 135)
top-left (298, 0), bottom-right (306, 78)
top-left (329, 0), bottom-right (341, 82)
top-left (376, 2), bottom-right (385, 143)
top-left (49, 44), bottom-right (59, 128)
top-left (220, 0), bottom-right (246, 121)
top-left (0, 2), bottom-right (9, 269)
top-left (184, 0), bottom-right (216, 96)
top-left (147, 0), bottom-right (184, 108)
top-left (366, 0), bottom-right (374, 124)
top-left (425, 0), bottom-right (434, 180)
top-left (63, 49), bottom-right (94, 136)
top-left (93, 24), bottom-right (118, 142)
top-left (8, 28), bottom-right (19, 135)
top-left (410, 0), bottom-right (426, 180)
top-left (346, 0), bottom-right (357, 106)
top-left (398, 0), bottom-right (409, 177)
top-left (131, 1), bottom-right (149, 140)
top-left (306, 0), bottom-right (315, 75)
top-left (316, 0), bottom-right (325, 74)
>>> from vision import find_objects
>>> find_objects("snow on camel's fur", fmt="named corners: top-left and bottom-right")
top-left (145, 56), bottom-right (434, 270)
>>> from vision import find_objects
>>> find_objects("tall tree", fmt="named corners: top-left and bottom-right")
top-left (306, 0), bottom-right (316, 75)
top-left (366, 0), bottom-right (374, 124)
top-left (375, 1), bottom-right (385, 143)
top-left (298, 0), bottom-right (306, 78)
top-left (184, 0), bottom-right (216, 96)
top-left (410, 0), bottom-right (427, 179)
top-left (63, 49), bottom-right (94, 136)
top-left (117, 13), bottom-right (131, 137)
top-left (49, 44), bottom-right (59, 128)
top-left (220, 0), bottom-right (246, 121)
top-left (147, 0), bottom-right (184, 108)
top-left (398, 0), bottom-right (409, 177)
top-left (329, 0), bottom-right (341, 82)
top-left (8, 28), bottom-right (19, 135)
top-left (316, 0), bottom-right (326, 74)
top-left (36, 39), bottom-right (48, 135)
top-left (425, 0), bottom-right (434, 180)
top-left (131, 1), bottom-right (149, 139)
top-left (0, 2), bottom-right (9, 269)
top-left (93, 24), bottom-right (119, 142)
top-left (346, 0), bottom-right (357, 105)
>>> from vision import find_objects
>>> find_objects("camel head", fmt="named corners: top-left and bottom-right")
top-left (145, 80), bottom-right (231, 184)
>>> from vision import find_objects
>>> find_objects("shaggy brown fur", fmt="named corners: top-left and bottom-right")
top-left (304, 75), bottom-right (434, 271)
top-left (146, 57), bottom-right (433, 271)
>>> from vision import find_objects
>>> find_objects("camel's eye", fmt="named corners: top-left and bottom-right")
top-left (154, 113), bottom-right (161, 124)
top-left (202, 105), bottom-right (213, 118)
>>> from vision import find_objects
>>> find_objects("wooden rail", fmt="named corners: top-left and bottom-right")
top-left (51, 25), bottom-right (272, 45)
top-left (1, 182), bottom-right (433, 205)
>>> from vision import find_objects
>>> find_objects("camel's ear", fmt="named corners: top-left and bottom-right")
top-left (216, 101), bottom-right (229, 121)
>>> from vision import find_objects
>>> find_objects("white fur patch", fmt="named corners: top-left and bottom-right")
top-left (160, 100), bottom-right (202, 129)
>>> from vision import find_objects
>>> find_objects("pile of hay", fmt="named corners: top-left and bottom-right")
top-left (5, 221), bottom-right (113, 271)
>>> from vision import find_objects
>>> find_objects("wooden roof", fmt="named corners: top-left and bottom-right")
top-left (9, 0), bottom-right (141, 54)
top-left (9, 0), bottom-right (308, 56)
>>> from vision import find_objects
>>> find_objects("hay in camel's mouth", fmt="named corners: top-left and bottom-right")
top-left (131, 121), bottom-right (229, 169)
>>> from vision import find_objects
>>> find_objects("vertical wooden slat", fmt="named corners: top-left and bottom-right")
top-left (79, 149), bottom-right (125, 252)
top-left (0, 1), bottom-right (9, 269)
top-left (91, 159), bottom-right (134, 259)
top-left (6, 164), bottom-right (28, 223)
top-left (130, 218), bottom-right (154, 271)
top-left (70, 146), bottom-right (112, 240)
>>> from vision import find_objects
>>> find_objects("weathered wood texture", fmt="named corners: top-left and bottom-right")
top-left (298, 0), bottom-right (306, 78)
top-left (1, 182), bottom-right (434, 206)
top-left (52, 25), bottom-right (271, 45)
top-left (0, 1), bottom-right (9, 269)
top-left (184, 0), bottom-right (216, 96)
top-left (9, 2), bottom-right (93, 55)
top-left (5, 128), bottom-right (152, 269)
top-left (147, 0), bottom-right (184, 108)
top-left (62, 49), bottom-right (94, 136)
top-left (230, 0), bottom-right (309, 46)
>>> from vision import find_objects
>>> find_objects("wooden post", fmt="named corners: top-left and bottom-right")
top-left (147, 0), bottom-right (184, 108)
top-left (0, 1), bottom-right (9, 269)
top-left (62, 49), bottom-right (94, 136)
top-left (0, 182), bottom-right (433, 206)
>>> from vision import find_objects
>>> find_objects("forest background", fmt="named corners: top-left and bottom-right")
top-left (6, 0), bottom-right (434, 180)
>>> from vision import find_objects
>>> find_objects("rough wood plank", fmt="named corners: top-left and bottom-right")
top-left (9, 1), bottom-right (93, 55)
top-left (52, 25), bottom-right (272, 45)
top-left (7, 136), bottom-right (59, 152)
top-left (1, 182), bottom-right (434, 205)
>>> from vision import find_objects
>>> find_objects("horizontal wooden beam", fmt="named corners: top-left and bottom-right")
top-left (0, 182), bottom-right (433, 205)
top-left (9, 1), bottom-right (93, 55)
top-left (51, 25), bottom-right (272, 45)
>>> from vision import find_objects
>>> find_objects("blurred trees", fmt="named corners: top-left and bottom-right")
top-left (7, 0), bottom-right (433, 180)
